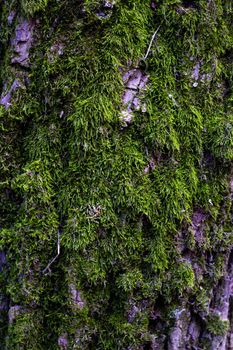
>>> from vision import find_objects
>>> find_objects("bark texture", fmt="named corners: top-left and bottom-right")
top-left (0, 0), bottom-right (232, 349)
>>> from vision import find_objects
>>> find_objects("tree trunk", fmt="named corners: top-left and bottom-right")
top-left (0, 1), bottom-right (232, 349)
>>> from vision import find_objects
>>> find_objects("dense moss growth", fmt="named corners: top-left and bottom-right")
top-left (206, 313), bottom-right (229, 336)
top-left (0, 0), bottom-right (232, 349)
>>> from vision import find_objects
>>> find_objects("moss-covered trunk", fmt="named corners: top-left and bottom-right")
top-left (0, 0), bottom-right (232, 349)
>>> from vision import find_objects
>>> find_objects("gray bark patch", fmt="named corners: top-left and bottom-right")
top-left (11, 18), bottom-right (35, 67)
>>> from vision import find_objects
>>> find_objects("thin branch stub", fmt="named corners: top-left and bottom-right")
top-left (42, 229), bottom-right (60, 275)
top-left (144, 25), bottom-right (161, 60)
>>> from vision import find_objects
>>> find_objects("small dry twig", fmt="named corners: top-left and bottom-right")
top-left (42, 229), bottom-right (60, 275)
top-left (144, 25), bottom-right (161, 60)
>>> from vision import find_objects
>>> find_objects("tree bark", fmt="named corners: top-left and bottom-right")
top-left (0, 1), bottom-right (232, 349)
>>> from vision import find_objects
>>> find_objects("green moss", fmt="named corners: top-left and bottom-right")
top-left (206, 113), bottom-right (233, 160)
top-left (6, 310), bottom-right (44, 350)
top-left (116, 269), bottom-right (143, 293)
top-left (20, 0), bottom-right (49, 15)
top-left (0, 0), bottom-right (232, 347)
top-left (206, 313), bottom-right (229, 336)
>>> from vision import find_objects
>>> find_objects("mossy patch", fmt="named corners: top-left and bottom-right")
top-left (0, 0), bottom-right (232, 348)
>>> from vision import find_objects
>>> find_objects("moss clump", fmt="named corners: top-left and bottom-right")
top-left (205, 113), bottom-right (233, 160)
top-left (0, 0), bottom-right (232, 348)
top-left (206, 313), bottom-right (229, 336)
top-left (20, 0), bottom-right (50, 16)
top-left (6, 310), bottom-right (45, 350)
